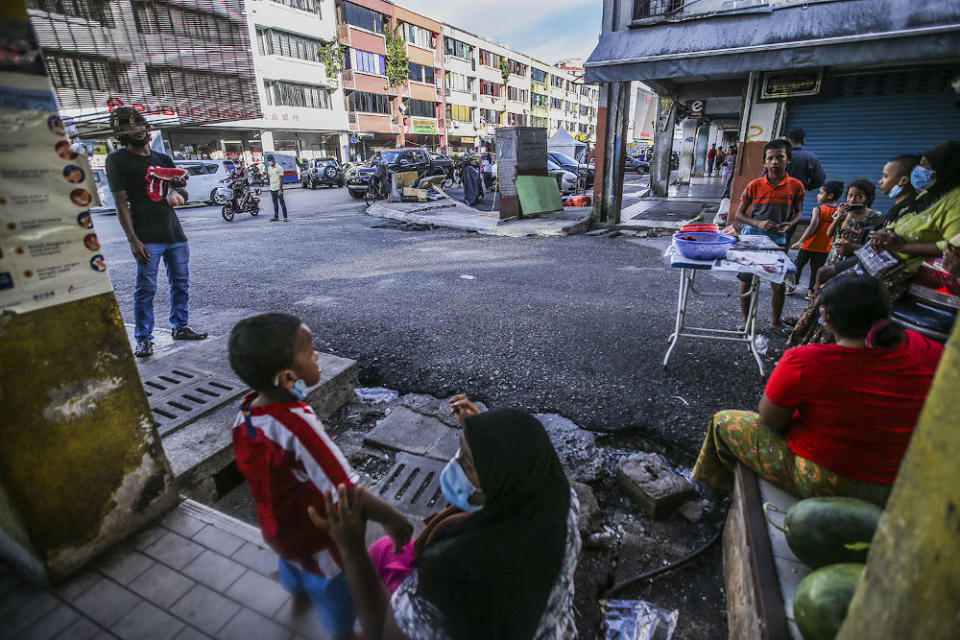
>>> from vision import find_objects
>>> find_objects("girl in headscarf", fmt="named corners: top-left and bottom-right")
top-left (789, 141), bottom-right (960, 346)
top-left (310, 396), bottom-right (580, 640)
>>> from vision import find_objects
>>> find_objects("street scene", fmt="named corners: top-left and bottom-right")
top-left (1, 0), bottom-right (959, 640)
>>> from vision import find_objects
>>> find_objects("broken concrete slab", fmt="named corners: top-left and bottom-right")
top-left (363, 406), bottom-right (461, 461)
top-left (617, 453), bottom-right (696, 518)
top-left (678, 499), bottom-right (709, 524)
top-left (535, 413), bottom-right (602, 483)
top-left (572, 481), bottom-right (601, 538)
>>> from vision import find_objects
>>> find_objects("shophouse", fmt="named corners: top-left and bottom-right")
top-left (441, 25), bottom-right (481, 155)
top-left (586, 0), bottom-right (960, 219)
top-left (393, 5), bottom-right (445, 152)
top-left (529, 60), bottom-right (552, 132)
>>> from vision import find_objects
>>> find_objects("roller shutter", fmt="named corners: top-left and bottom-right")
top-left (783, 67), bottom-right (960, 216)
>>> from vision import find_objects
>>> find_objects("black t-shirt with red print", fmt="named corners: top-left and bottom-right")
top-left (106, 148), bottom-right (187, 244)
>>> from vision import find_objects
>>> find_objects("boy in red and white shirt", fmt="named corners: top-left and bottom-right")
top-left (229, 313), bottom-right (411, 639)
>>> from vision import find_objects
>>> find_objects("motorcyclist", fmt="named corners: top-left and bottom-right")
top-left (371, 152), bottom-right (389, 198)
top-left (228, 163), bottom-right (250, 209)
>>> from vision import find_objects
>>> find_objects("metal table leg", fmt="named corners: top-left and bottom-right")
top-left (663, 268), bottom-right (692, 367)
top-left (744, 275), bottom-right (765, 375)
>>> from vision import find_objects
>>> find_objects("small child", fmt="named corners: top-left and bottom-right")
top-left (228, 313), bottom-right (412, 639)
top-left (825, 179), bottom-right (885, 266)
top-left (792, 181), bottom-right (843, 298)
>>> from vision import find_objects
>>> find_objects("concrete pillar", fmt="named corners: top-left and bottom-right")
top-left (1, 4), bottom-right (177, 583)
top-left (692, 124), bottom-right (709, 176)
top-left (730, 72), bottom-right (786, 207)
top-left (677, 118), bottom-right (698, 185)
top-left (837, 319), bottom-right (960, 639)
top-left (260, 130), bottom-right (276, 153)
top-left (650, 97), bottom-right (675, 197)
top-left (592, 81), bottom-right (629, 224)
top-left (339, 132), bottom-right (351, 163)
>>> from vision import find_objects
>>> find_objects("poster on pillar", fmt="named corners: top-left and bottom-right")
top-left (0, 71), bottom-right (114, 314)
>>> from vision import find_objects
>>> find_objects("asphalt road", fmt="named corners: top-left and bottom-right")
top-left (96, 175), bottom-right (805, 461)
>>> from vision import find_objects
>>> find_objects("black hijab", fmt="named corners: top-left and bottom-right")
top-left (909, 141), bottom-right (960, 214)
top-left (416, 410), bottom-right (571, 640)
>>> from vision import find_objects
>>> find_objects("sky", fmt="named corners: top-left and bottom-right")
top-left (395, 0), bottom-right (602, 67)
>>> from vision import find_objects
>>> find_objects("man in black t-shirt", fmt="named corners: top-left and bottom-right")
top-left (106, 107), bottom-right (207, 358)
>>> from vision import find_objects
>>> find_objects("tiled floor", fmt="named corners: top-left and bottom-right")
top-left (0, 500), bottom-right (332, 640)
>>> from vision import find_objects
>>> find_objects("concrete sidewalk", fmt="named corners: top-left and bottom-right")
top-left (366, 198), bottom-right (592, 237)
top-left (0, 499), bottom-right (333, 640)
top-left (619, 176), bottom-right (725, 233)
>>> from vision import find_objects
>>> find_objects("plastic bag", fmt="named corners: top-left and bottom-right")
top-left (355, 387), bottom-right (399, 404)
top-left (602, 599), bottom-right (679, 640)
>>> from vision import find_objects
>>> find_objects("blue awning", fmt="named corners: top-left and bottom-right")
top-left (585, 0), bottom-right (960, 84)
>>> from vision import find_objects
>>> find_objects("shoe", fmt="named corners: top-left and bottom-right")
top-left (134, 339), bottom-right (153, 358)
top-left (785, 285), bottom-right (797, 295)
top-left (172, 327), bottom-right (208, 340)
top-left (270, 217), bottom-right (280, 221)
top-left (283, 218), bottom-right (289, 222)
top-left (781, 317), bottom-right (798, 326)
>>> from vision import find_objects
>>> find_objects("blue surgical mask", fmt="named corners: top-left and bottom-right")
top-left (888, 184), bottom-right (903, 199)
top-left (290, 378), bottom-right (308, 402)
top-left (910, 165), bottom-right (935, 192)
top-left (440, 451), bottom-right (482, 512)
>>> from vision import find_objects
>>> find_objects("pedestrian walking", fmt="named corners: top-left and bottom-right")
top-left (707, 144), bottom-right (716, 176)
top-left (714, 147), bottom-right (725, 176)
top-left (786, 129), bottom-right (826, 192)
top-left (266, 154), bottom-right (288, 221)
top-left (105, 107), bottom-right (207, 358)
top-left (721, 145), bottom-right (737, 198)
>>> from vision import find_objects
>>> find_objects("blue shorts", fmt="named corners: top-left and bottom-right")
top-left (741, 224), bottom-right (787, 246)
top-left (278, 559), bottom-right (355, 638)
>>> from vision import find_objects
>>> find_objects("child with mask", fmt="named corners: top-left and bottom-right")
top-left (228, 313), bottom-right (412, 639)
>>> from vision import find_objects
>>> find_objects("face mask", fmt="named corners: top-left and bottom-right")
top-left (910, 165), bottom-right (935, 192)
top-left (289, 378), bottom-right (308, 402)
top-left (888, 184), bottom-right (903, 199)
top-left (440, 452), bottom-right (482, 512)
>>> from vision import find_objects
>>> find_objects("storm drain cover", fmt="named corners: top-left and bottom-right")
top-left (372, 452), bottom-right (448, 518)
top-left (141, 366), bottom-right (242, 436)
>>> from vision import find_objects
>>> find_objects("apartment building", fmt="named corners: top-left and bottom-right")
top-left (442, 25), bottom-right (480, 154)
top-left (393, 5), bottom-right (445, 151)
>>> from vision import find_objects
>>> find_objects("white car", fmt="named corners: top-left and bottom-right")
top-left (174, 160), bottom-right (237, 204)
top-left (490, 159), bottom-right (577, 193)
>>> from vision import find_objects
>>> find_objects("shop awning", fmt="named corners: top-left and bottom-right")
top-left (584, 0), bottom-right (960, 85)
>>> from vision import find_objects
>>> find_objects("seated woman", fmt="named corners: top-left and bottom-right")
top-left (694, 275), bottom-right (944, 506)
top-left (310, 398), bottom-right (580, 640)
top-left (789, 141), bottom-right (960, 346)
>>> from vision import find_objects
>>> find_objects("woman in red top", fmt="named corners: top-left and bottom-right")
top-left (693, 274), bottom-right (943, 506)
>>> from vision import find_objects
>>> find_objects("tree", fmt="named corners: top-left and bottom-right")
top-left (384, 26), bottom-right (409, 90)
top-left (499, 58), bottom-right (510, 125)
top-left (317, 38), bottom-right (344, 79)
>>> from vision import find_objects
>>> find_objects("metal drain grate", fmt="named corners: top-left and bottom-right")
top-left (141, 366), bottom-right (242, 436)
top-left (373, 452), bottom-right (448, 518)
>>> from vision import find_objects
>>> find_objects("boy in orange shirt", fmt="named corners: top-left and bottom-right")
top-left (791, 181), bottom-right (843, 299)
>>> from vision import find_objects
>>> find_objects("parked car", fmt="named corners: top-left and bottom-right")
top-left (92, 168), bottom-right (116, 211)
top-left (301, 157), bottom-right (344, 189)
top-left (548, 151), bottom-right (595, 186)
top-left (344, 148), bottom-right (441, 199)
top-left (173, 160), bottom-right (235, 204)
top-left (625, 155), bottom-right (650, 175)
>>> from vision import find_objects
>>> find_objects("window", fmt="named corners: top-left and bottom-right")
top-left (407, 62), bottom-right (435, 84)
top-left (404, 23), bottom-right (434, 49)
top-left (445, 72), bottom-right (472, 93)
top-left (406, 99), bottom-right (435, 118)
top-left (531, 116), bottom-right (548, 128)
top-left (531, 92), bottom-right (548, 107)
top-left (480, 80), bottom-right (502, 97)
top-left (506, 112), bottom-right (526, 126)
top-left (444, 37), bottom-right (472, 60)
top-left (507, 60), bottom-right (527, 77)
top-left (580, 105), bottom-right (593, 117)
top-left (347, 49), bottom-right (386, 75)
top-left (46, 53), bottom-right (129, 92)
top-left (149, 65), bottom-right (249, 100)
top-left (633, 0), bottom-right (683, 20)
top-left (263, 80), bottom-right (331, 109)
top-left (531, 68), bottom-right (548, 84)
top-left (446, 103), bottom-right (472, 122)
top-left (341, 1), bottom-right (385, 34)
top-left (478, 50), bottom-right (502, 68)
top-left (551, 75), bottom-right (564, 88)
top-left (507, 86), bottom-right (527, 102)
top-left (479, 108), bottom-right (501, 124)
top-left (34, 0), bottom-right (114, 25)
top-left (347, 90), bottom-right (391, 114)
top-left (550, 97), bottom-right (563, 109)
top-left (256, 27), bottom-right (326, 63)
top-left (133, 1), bottom-right (247, 46)
top-left (270, 0), bottom-right (319, 13)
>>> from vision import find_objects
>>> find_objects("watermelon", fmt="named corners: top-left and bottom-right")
top-left (794, 563), bottom-right (863, 640)
top-left (764, 497), bottom-right (882, 568)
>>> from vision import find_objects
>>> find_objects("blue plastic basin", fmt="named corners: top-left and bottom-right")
top-left (673, 232), bottom-right (736, 260)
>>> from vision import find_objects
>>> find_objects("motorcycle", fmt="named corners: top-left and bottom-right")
top-left (221, 181), bottom-right (261, 221)
top-left (247, 165), bottom-right (267, 187)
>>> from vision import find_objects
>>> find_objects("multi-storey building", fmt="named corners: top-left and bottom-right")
top-left (201, 0), bottom-right (348, 164)
top-left (529, 60), bottom-right (552, 131)
top-left (442, 25), bottom-right (481, 155)
top-left (393, 5), bottom-right (445, 151)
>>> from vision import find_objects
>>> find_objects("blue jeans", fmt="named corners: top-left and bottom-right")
top-left (278, 559), bottom-right (356, 638)
top-left (134, 242), bottom-right (190, 340)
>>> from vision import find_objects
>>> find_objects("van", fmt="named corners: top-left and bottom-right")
top-left (174, 160), bottom-right (236, 204)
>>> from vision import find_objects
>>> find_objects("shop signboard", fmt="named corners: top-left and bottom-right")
top-left (759, 70), bottom-right (823, 101)
top-left (411, 119), bottom-right (438, 134)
